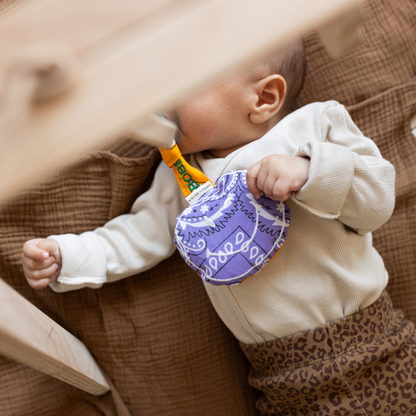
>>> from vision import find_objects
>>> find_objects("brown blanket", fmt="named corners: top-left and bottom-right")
top-left (0, 0), bottom-right (415, 414)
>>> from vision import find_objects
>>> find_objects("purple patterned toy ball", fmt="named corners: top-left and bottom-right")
top-left (174, 170), bottom-right (290, 286)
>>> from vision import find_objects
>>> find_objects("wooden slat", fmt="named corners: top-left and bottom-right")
top-left (0, 279), bottom-right (110, 396)
top-left (0, 0), bottom-right (363, 205)
top-left (0, 0), bottom-right (174, 50)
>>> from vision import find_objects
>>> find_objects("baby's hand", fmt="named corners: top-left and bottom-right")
top-left (22, 239), bottom-right (62, 289)
top-left (247, 155), bottom-right (310, 201)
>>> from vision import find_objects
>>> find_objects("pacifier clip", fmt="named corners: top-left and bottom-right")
top-left (159, 140), bottom-right (213, 205)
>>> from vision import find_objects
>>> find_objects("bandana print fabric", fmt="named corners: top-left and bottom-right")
top-left (174, 170), bottom-right (290, 286)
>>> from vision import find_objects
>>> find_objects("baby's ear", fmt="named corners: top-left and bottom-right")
top-left (249, 75), bottom-right (287, 124)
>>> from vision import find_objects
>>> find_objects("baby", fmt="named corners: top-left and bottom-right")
top-left (22, 41), bottom-right (416, 414)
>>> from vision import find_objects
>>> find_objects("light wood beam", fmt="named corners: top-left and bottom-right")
top-left (0, 278), bottom-right (110, 396)
top-left (0, 0), bottom-right (363, 205)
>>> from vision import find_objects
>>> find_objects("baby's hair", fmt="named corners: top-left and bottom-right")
top-left (254, 39), bottom-right (306, 114)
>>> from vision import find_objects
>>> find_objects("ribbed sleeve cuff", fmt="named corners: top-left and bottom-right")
top-left (291, 140), bottom-right (355, 218)
top-left (47, 232), bottom-right (108, 286)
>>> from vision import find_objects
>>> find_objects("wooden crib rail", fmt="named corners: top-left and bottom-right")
top-left (0, 0), bottom-right (364, 205)
top-left (0, 278), bottom-right (110, 396)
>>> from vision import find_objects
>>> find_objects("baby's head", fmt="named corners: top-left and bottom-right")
top-left (169, 39), bottom-right (306, 157)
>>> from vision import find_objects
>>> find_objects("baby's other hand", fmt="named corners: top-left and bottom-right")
top-left (22, 238), bottom-right (62, 289)
top-left (247, 155), bottom-right (310, 201)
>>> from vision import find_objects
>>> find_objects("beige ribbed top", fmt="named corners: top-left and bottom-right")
top-left (50, 101), bottom-right (395, 344)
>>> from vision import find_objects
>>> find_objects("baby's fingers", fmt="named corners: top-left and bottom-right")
top-left (32, 263), bottom-right (59, 280)
top-left (271, 179), bottom-right (292, 201)
top-left (23, 255), bottom-right (55, 271)
top-left (246, 163), bottom-right (262, 198)
top-left (26, 277), bottom-right (51, 290)
top-left (22, 238), bottom-right (51, 261)
top-left (26, 263), bottom-right (60, 289)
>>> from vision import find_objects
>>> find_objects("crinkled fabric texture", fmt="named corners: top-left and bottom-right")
top-left (175, 170), bottom-right (290, 286)
top-left (0, 139), bottom-right (258, 416)
top-left (240, 291), bottom-right (416, 415)
top-left (296, 0), bottom-right (416, 323)
top-left (1, 0), bottom-right (416, 414)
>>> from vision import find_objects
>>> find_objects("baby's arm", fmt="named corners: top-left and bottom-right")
top-left (246, 154), bottom-right (310, 201)
top-left (247, 102), bottom-right (395, 235)
top-left (22, 238), bottom-right (62, 289)
top-left (290, 102), bottom-right (395, 234)
top-left (21, 162), bottom-right (186, 292)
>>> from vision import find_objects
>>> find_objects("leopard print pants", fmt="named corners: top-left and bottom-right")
top-left (240, 291), bottom-right (416, 415)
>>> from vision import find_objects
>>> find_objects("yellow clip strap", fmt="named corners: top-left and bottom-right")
top-left (159, 141), bottom-right (213, 201)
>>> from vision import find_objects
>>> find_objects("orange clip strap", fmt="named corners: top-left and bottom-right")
top-left (159, 141), bottom-right (213, 201)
